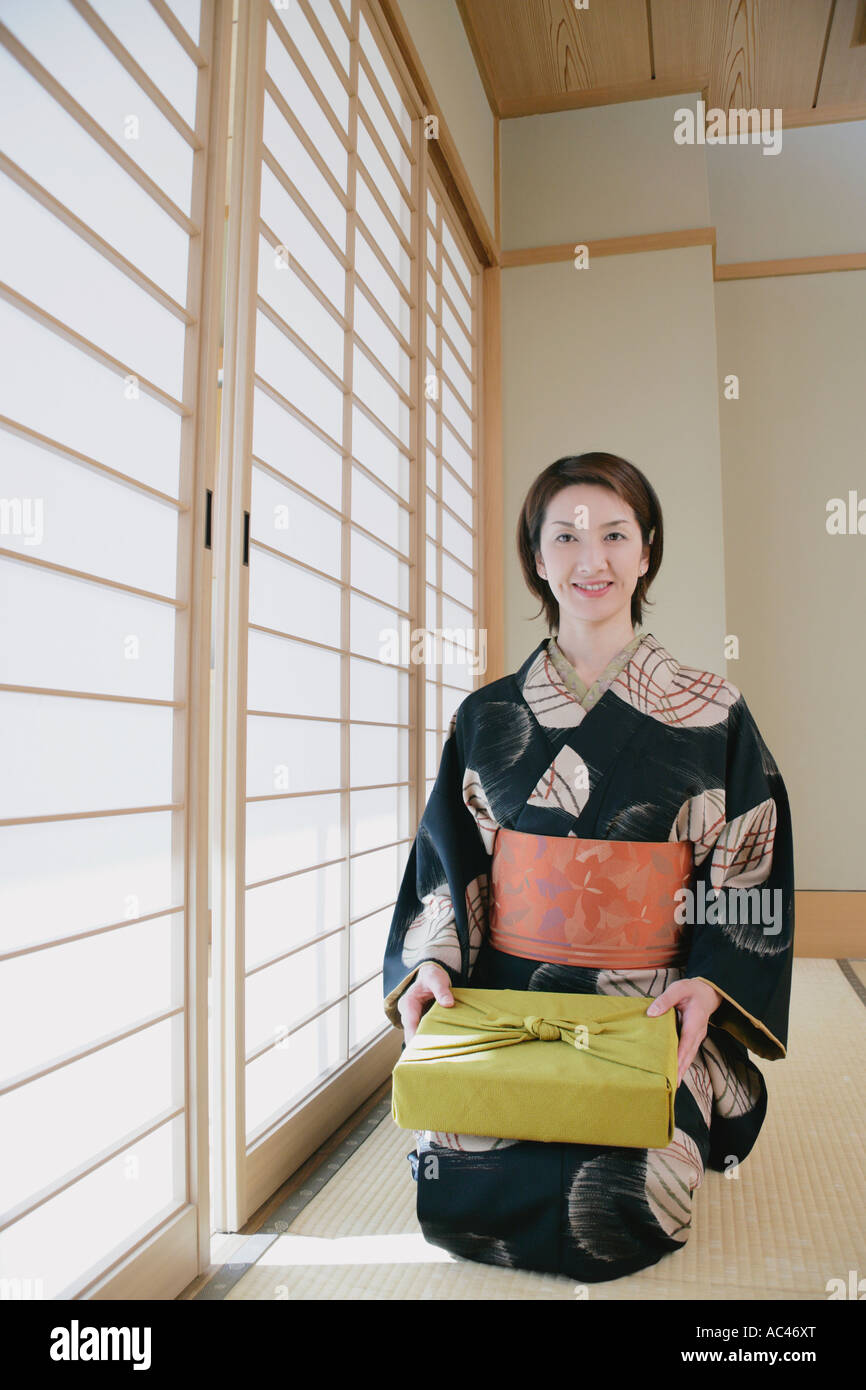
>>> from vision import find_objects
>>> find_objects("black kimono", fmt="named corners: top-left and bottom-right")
top-left (382, 631), bottom-right (795, 1283)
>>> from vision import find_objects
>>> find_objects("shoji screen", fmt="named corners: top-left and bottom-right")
top-left (422, 162), bottom-right (481, 799)
top-left (0, 0), bottom-right (228, 1298)
top-left (214, 0), bottom-right (483, 1224)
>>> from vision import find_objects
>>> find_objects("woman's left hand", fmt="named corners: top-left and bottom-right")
top-left (646, 978), bottom-right (723, 1087)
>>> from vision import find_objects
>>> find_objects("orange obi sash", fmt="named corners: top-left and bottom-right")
top-left (488, 826), bottom-right (694, 969)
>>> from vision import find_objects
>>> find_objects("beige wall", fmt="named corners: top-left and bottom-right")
top-left (501, 245), bottom-right (726, 677)
top-left (500, 95), bottom-right (726, 677)
top-left (501, 94), bottom-right (711, 247)
top-left (706, 118), bottom-right (866, 888)
top-left (715, 270), bottom-right (866, 889)
top-left (707, 120), bottom-right (866, 261)
top-left (395, 0), bottom-right (496, 236)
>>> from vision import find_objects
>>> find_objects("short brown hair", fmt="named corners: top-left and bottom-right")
top-left (516, 453), bottom-right (664, 632)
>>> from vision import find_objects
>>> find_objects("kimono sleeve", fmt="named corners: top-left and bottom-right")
top-left (683, 694), bottom-right (795, 1061)
top-left (382, 702), bottom-right (491, 1029)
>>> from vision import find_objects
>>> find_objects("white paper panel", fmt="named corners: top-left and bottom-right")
top-left (163, 0), bottom-right (201, 46)
top-left (247, 628), bottom-right (341, 719)
top-left (0, 174), bottom-right (186, 399)
top-left (252, 383), bottom-right (343, 509)
top-left (0, 562), bottom-right (176, 700)
top-left (442, 338), bottom-right (472, 410)
top-left (348, 591), bottom-right (404, 661)
top-left (442, 220), bottom-right (472, 294)
top-left (0, 301), bottom-right (183, 499)
top-left (248, 547), bottom-right (341, 646)
top-left (351, 528), bottom-right (409, 610)
top-left (246, 714), bottom-right (341, 798)
top-left (351, 466), bottom-right (409, 555)
top-left (0, 692), bottom-right (173, 819)
top-left (358, 11), bottom-right (411, 139)
top-left (349, 653), bottom-right (407, 724)
top-left (0, 813), bottom-right (175, 953)
top-left (350, 724), bottom-right (408, 790)
top-left (442, 594), bottom-right (473, 633)
top-left (246, 932), bottom-right (345, 1055)
top-left (441, 455), bottom-right (472, 516)
top-left (259, 165), bottom-right (345, 315)
top-left (245, 792), bottom-right (341, 887)
top-left (0, 1114), bottom-right (184, 1299)
top-left (355, 169), bottom-right (410, 279)
top-left (245, 999), bottom-right (344, 1140)
top-left (350, 841), bottom-right (401, 919)
top-left (263, 92), bottom-right (346, 252)
top-left (87, 0), bottom-right (199, 127)
top-left (441, 507), bottom-right (472, 566)
top-left (265, 27), bottom-right (348, 190)
top-left (354, 226), bottom-right (410, 337)
top-left (270, 3), bottom-right (349, 131)
top-left (441, 551), bottom-right (473, 609)
top-left (251, 464), bottom-right (342, 576)
top-left (353, 285), bottom-right (411, 394)
top-left (349, 973), bottom-right (386, 1051)
top-left (350, 784), bottom-right (410, 855)
top-left (0, 436), bottom-right (180, 597)
top-left (357, 64), bottom-right (411, 197)
top-left (257, 235), bottom-right (344, 377)
top-left (0, 51), bottom-right (190, 304)
top-left (351, 402), bottom-right (409, 499)
top-left (442, 380), bottom-right (473, 450)
top-left (442, 257), bottom-right (472, 330)
top-left (0, 914), bottom-right (182, 1087)
top-left (350, 906), bottom-right (391, 987)
top-left (442, 296), bottom-right (472, 367)
top-left (353, 347), bottom-right (410, 445)
top-left (256, 310), bottom-right (344, 444)
top-left (245, 863), bottom-right (343, 972)
top-left (1, 0), bottom-right (194, 215)
top-left (0, 1015), bottom-right (183, 1217)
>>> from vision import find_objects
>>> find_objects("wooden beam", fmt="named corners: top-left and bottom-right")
top-left (501, 226), bottom-right (715, 268)
top-left (716, 251), bottom-right (866, 281)
top-left (480, 265), bottom-right (503, 683)
top-left (499, 74), bottom-right (711, 120)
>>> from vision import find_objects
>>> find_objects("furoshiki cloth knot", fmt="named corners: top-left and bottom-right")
top-left (391, 987), bottom-right (679, 1148)
top-left (522, 1017), bottom-right (594, 1039)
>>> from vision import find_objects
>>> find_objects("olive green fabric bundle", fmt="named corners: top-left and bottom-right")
top-left (391, 987), bottom-right (678, 1149)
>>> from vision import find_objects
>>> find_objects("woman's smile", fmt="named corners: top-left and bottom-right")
top-left (572, 580), bottom-right (613, 596)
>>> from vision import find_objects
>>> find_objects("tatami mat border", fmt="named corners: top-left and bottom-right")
top-left (838, 958), bottom-right (866, 1009)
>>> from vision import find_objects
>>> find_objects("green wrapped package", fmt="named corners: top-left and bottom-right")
top-left (391, 987), bottom-right (679, 1149)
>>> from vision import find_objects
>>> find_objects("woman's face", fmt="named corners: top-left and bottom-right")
top-left (534, 484), bottom-right (650, 626)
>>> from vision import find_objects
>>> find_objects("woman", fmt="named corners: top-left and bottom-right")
top-left (382, 452), bottom-right (795, 1284)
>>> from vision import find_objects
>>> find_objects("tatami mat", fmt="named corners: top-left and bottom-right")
top-left (219, 960), bottom-right (865, 1300)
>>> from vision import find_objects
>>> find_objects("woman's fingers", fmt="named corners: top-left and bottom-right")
top-left (398, 965), bottom-right (455, 1041)
top-left (416, 962), bottom-right (455, 1006)
top-left (646, 977), bottom-right (696, 1016)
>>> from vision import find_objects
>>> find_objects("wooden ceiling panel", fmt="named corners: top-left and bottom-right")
top-left (815, 0), bottom-right (866, 106)
top-left (456, 0), bottom-right (866, 122)
top-left (653, 0), bottom-right (831, 111)
top-left (460, 0), bottom-right (650, 115)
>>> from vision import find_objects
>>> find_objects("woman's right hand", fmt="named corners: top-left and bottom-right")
top-left (397, 962), bottom-right (455, 1043)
